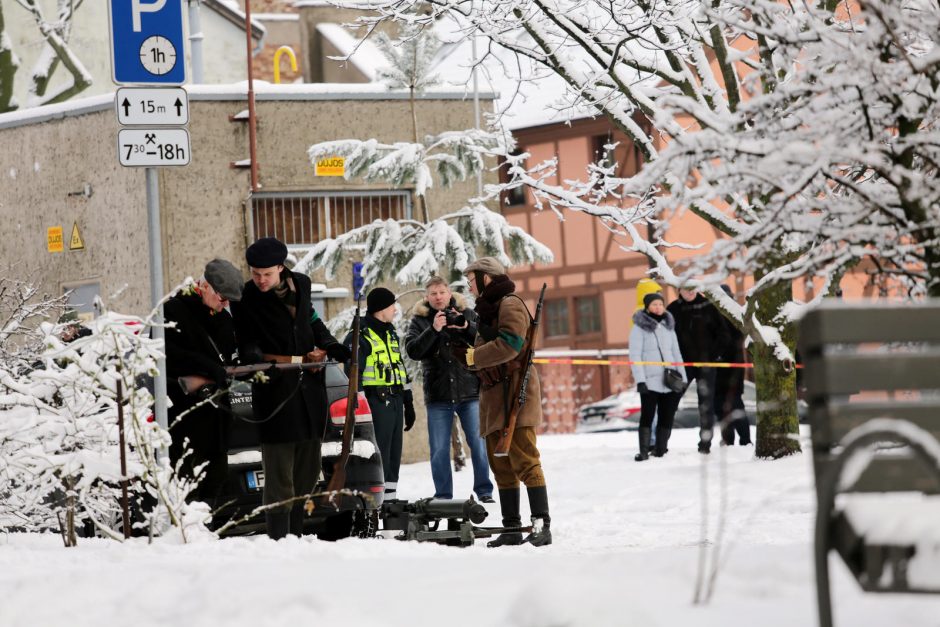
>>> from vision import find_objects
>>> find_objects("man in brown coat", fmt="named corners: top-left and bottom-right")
top-left (458, 257), bottom-right (551, 547)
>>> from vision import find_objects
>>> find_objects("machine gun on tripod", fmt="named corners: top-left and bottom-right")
top-left (380, 498), bottom-right (531, 546)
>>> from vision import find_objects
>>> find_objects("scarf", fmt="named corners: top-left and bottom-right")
top-left (474, 274), bottom-right (516, 325)
top-left (273, 274), bottom-right (297, 319)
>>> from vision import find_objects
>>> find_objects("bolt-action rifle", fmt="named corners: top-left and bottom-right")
top-left (178, 359), bottom-right (337, 396)
top-left (493, 283), bottom-right (546, 457)
top-left (326, 296), bottom-right (362, 493)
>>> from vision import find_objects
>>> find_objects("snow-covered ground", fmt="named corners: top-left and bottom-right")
top-left (2, 427), bottom-right (938, 627)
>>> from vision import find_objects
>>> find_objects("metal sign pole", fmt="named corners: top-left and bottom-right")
top-left (146, 167), bottom-right (169, 436)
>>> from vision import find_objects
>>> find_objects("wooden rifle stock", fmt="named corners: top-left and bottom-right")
top-left (178, 360), bottom-right (336, 396)
top-left (326, 297), bottom-right (362, 493)
top-left (493, 283), bottom-right (547, 457)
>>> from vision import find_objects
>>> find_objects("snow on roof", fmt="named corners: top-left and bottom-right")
top-left (206, 0), bottom-right (266, 40)
top-left (0, 83), bottom-right (496, 131)
top-left (316, 23), bottom-right (389, 82)
top-left (312, 15), bottom-right (601, 132)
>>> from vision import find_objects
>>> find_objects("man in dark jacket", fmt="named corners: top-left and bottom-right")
top-left (165, 259), bottom-right (243, 504)
top-left (714, 284), bottom-right (751, 445)
top-left (667, 288), bottom-right (731, 454)
top-left (344, 287), bottom-right (415, 501)
top-left (405, 276), bottom-right (494, 502)
top-left (232, 238), bottom-right (351, 540)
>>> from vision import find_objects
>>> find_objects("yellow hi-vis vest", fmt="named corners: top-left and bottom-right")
top-left (361, 327), bottom-right (407, 387)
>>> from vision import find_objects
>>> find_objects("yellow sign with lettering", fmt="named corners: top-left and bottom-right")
top-left (47, 226), bottom-right (64, 253)
top-left (69, 222), bottom-right (85, 251)
top-left (315, 157), bottom-right (345, 177)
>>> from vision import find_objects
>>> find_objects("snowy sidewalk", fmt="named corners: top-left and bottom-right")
top-left (2, 428), bottom-right (938, 627)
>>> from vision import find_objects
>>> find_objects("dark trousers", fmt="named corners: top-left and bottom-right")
top-left (686, 366), bottom-right (718, 446)
top-left (639, 390), bottom-right (679, 451)
top-left (715, 374), bottom-right (751, 445)
top-left (366, 388), bottom-right (404, 496)
top-left (261, 439), bottom-right (322, 512)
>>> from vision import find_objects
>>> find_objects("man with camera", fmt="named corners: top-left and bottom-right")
top-left (405, 276), bottom-right (494, 503)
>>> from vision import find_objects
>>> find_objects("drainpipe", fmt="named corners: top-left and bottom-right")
top-left (243, 0), bottom-right (259, 192)
top-left (188, 0), bottom-right (204, 83)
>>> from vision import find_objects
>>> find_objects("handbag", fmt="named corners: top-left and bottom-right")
top-left (653, 329), bottom-right (688, 394)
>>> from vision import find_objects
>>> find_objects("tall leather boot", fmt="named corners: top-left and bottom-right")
top-left (634, 427), bottom-right (651, 461)
top-left (524, 485), bottom-right (552, 547)
top-left (486, 488), bottom-right (524, 547)
top-left (265, 511), bottom-right (290, 541)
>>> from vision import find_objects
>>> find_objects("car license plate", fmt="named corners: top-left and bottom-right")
top-left (246, 469), bottom-right (265, 491)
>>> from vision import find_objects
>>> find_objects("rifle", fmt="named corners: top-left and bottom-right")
top-left (178, 359), bottom-right (337, 396)
top-left (326, 296), bottom-right (362, 493)
top-left (493, 283), bottom-right (546, 457)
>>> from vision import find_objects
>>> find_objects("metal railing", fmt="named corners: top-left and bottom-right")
top-left (249, 190), bottom-right (412, 245)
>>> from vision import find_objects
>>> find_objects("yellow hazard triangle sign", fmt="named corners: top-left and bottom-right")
top-left (69, 222), bottom-right (85, 251)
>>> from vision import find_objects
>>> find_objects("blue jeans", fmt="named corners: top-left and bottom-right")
top-left (426, 400), bottom-right (493, 499)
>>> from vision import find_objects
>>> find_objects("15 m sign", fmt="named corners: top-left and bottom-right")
top-left (118, 128), bottom-right (191, 167)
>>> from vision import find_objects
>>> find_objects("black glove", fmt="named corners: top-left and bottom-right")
top-left (478, 323), bottom-right (498, 342)
top-left (403, 389), bottom-right (416, 431)
top-left (637, 382), bottom-right (649, 394)
top-left (326, 343), bottom-right (352, 362)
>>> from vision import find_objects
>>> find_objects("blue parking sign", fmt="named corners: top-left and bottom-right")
top-left (109, 0), bottom-right (186, 85)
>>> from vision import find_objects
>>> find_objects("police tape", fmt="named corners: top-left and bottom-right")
top-left (532, 358), bottom-right (802, 369)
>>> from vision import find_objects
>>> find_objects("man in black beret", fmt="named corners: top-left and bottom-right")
top-left (164, 259), bottom-right (243, 504)
top-left (344, 287), bottom-right (415, 501)
top-left (232, 237), bottom-right (352, 540)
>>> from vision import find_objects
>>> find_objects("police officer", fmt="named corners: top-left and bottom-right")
top-left (345, 287), bottom-right (416, 500)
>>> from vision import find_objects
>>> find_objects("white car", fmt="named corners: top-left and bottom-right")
top-left (575, 390), bottom-right (643, 433)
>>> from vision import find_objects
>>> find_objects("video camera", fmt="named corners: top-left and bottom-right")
top-left (444, 308), bottom-right (466, 327)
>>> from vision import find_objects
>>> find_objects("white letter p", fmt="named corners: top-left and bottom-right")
top-left (132, 0), bottom-right (168, 32)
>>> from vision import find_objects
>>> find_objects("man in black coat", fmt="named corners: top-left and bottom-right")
top-left (714, 284), bottom-right (752, 445)
top-left (232, 238), bottom-right (351, 539)
top-left (165, 259), bottom-right (243, 504)
top-left (405, 276), bottom-right (493, 501)
top-left (667, 288), bottom-right (731, 454)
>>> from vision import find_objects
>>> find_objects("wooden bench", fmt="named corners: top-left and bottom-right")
top-left (799, 302), bottom-right (940, 627)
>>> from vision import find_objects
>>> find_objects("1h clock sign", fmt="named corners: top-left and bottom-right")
top-left (109, 0), bottom-right (186, 86)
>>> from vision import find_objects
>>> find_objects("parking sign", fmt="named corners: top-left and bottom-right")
top-left (109, 0), bottom-right (186, 85)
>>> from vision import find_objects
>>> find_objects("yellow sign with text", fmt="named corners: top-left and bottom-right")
top-left (47, 226), bottom-right (64, 253)
top-left (315, 157), bottom-right (345, 177)
top-left (69, 222), bottom-right (85, 251)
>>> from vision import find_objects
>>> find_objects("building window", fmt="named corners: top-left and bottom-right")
top-left (501, 150), bottom-right (527, 207)
top-left (251, 191), bottom-right (411, 246)
top-left (544, 299), bottom-right (570, 337)
top-left (575, 295), bottom-right (602, 335)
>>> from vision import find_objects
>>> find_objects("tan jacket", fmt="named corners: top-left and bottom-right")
top-left (473, 294), bottom-right (543, 437)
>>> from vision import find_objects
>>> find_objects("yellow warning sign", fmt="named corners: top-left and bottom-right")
top-left (315, 157), bottom-right (345, 177)
top-left (69, 222), bottom-right (85, 251)
top-left (47, 226), bottom-right (64, 253)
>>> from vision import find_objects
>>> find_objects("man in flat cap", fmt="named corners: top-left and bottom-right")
top-left (165, 258), bottom-right (244, 504)
top-left (344, 287), bottom-right (415, 501)
top-left (232, 237), bottom-right (352, 540)
top-left (459, 257), bottom-right (552, 547)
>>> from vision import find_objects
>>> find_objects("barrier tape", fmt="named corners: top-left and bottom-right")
top-left (533, 358), bottom-right (803, 369)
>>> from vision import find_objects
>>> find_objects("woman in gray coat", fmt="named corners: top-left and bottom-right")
top-left (629, 293), bottom-right (687, 461)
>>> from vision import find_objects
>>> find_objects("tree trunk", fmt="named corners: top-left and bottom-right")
top-left (750, 280), bottom-right (801, 458)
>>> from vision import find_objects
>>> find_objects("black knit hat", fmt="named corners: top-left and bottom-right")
top-left (204, 259), bottom-right (243, 302)
top-left (245, 237), bottom-right (288, 268)
top-left (643, 292), bottom-right (665, 309)
top-left (367, 287), bottom-right (396, 314)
